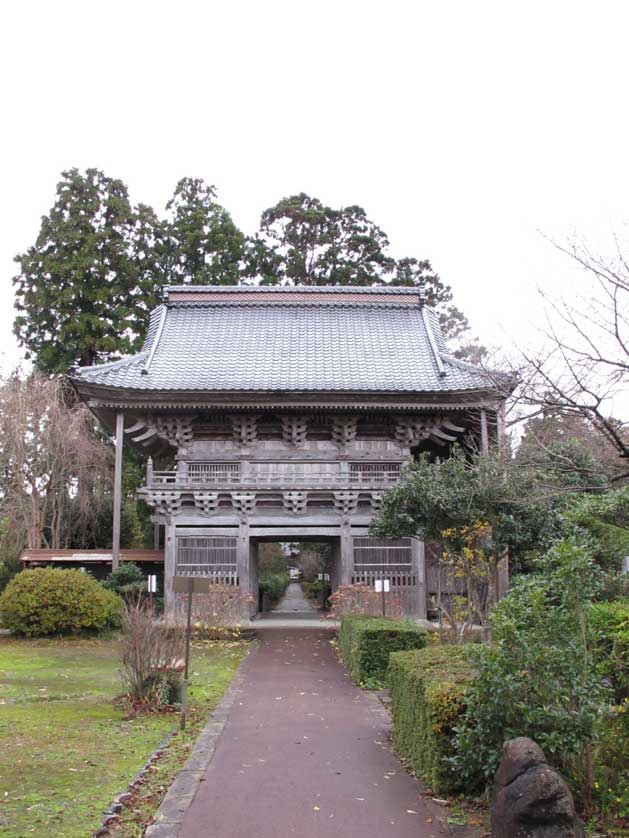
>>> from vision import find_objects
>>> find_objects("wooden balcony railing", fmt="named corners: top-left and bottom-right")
top-left (146, 462), bottom-right (402, 490)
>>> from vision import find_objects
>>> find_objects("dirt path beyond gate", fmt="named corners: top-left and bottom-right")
top-left (175, 630), bottom-right (476, 838)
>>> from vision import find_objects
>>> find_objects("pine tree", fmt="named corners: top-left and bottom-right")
top-left (13, 168), bottom-right (163, 373)
top-left (164, 177), bottom-right (245, 284)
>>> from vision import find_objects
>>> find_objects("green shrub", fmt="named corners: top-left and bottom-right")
top-left (589, 598), bottom-right (629, 702)
top-left (103, 561), bottom-right (146, 598)
top-left (593, 697), bottom-right (629, 821)
top-left (339, 614), bottom-right (426, 688)
top-left (0, 559), bottom-right (21, 595)
top-left (258, 572), bottom-right (289, 605)
top-left (453, 540), bottom-right (607, 795)
top-left (388, 645), bottom-right (474, 793)
top-left (0, 568), bottom-right (123, 636)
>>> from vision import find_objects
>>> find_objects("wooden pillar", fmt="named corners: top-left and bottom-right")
top-left (112, 412), bottom-right (124, 571)
top-left (411, 537), bottom-right (427, 619)
top-left (480, 408), bottom-right (489, 455)
top-left (153, 522), bottom-right (160, 550)
top-left (237, 520), bottom-right (251, 618)
top-left (340, 523), bottom-right (353, 585)
top-left (164, 519), bottom-right (176, 619)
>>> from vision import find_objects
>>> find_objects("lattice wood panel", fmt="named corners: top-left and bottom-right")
top-left (176, 536), bottom-right (238, 579)
top-left (188, 463), bottom-right (240, 484)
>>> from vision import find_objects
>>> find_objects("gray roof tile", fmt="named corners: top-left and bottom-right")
top-left (72, 297), bottom-right (495, 394)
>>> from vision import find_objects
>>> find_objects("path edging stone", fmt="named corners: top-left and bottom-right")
top-left (144, 643), bottom-right (257, 838)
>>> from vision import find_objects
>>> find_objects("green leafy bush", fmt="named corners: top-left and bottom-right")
top-left (258, 572), bottom-right (289, 605)
top-left (0, 568), bottom-right (122, 636)
top-left (388, 645), bottom-right (474, 793)
top-left (452, 540), bottom-right (607, 794)
top-left (589, 599), bottom-right (629, 702)
top-left (339, 614), bottom-right (426, 688)
top-left (561, 486), bottom-right (629, 571)
top-left (103, 561), bottom-right (146, 598)
top-left (593, 697), bottom-right (629, 821)
top-left (0, 559), bottom-right (21, 595)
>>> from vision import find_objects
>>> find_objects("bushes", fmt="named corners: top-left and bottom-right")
top-left (258, 572), bottom-right (289, 605)
top-left (0, 559), bottom-right (21, 595)
top-left (589, 598), bottom-right (629, 702)
top-left (0, 568), bottom-right (122, 636)
top-left (593, 698), bottom-right (629, 821)
top-left (103, 561), bottom-right (146, 598)
top-left (339, 614), bottom-right (426, 688)
top-left (388, 645), bottom-right (474, 793)
top-left (119, 597), bottom-right (184, 708)
top-left (328, 582), bottom-right (403, 618)
top-left (452, 540), bottom-right (607, 796)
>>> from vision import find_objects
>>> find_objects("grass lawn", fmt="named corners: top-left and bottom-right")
top-left (0, 636), bottom-right (248, 837)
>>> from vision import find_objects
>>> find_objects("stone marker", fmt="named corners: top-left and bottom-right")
top-left (491, 737), bottom-right (586, 838)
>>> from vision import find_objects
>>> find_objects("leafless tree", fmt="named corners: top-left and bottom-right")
top-left (494, 235), bottom-right (628, 478)
top-left (0, 372), bottom-right (112, 550)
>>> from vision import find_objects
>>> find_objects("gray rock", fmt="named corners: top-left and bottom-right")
top-left (491, 737), bottom-right (586, 838)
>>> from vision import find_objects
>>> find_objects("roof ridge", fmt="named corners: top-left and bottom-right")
top-left (164, 284), bottom-right (420, 295)
top-left (76, 351), bottom-right (148, 374)
top-left (165, 300), bottom-right (421, 310)
top-left (440, 353), bottom-right (485, 374)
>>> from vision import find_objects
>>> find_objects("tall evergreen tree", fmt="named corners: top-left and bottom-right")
top-left (13, 168), bottom-right (163, 373)
top-left (252, 193), bottom-right (483, 357)
top-left (164, 177), bottom-right (245, 284)
top-left (253, 193), bottom-right (393, 285)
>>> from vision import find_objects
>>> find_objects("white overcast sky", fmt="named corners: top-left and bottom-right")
top-left (0, 1), bottom-right (627, 415)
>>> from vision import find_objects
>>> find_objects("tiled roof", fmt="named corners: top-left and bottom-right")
top-left (21, 549), bottom-right (164, 563)
top-left (71, 290), bottom-right (497, 395)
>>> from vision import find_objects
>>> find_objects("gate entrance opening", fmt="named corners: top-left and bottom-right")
top-left (251, 538), bottom-right (340, 622)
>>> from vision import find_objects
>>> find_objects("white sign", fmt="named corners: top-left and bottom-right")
top-left (317, 573), bottom-right (323, 581)
top-left (147, 574), bottom-right (157, 593)
top-left (374, 579), bottom-right (390, 593)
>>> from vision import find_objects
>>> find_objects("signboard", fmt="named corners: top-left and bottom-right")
top-left (172, 576), bottom-right (213, 594)
top-left (317, 573), bottom-right (331, 582)
top-left (147, 574), bottom-right (157, 593)
top-left (374, 579), bottom-right (390, 593)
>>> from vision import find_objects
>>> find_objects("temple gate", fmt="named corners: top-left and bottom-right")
top-left (70, 285), bottom-right (506, 618)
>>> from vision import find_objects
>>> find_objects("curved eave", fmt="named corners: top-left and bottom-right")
top-left (69, 378), bottom-right (508, 413)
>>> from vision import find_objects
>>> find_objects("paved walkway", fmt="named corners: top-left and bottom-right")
top-left (272, 580), bottom-right (317, 613)
top-left (178, 630), bottom-right (476, 838)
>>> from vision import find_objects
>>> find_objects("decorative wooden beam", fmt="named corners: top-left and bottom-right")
top-left (332, 415), bottom-right (359, 446)
top-left (229, 414), bottom-right (259, 446)
top-left (280, 415), bottom-right (309, 446)
top-left (193, 492), bottom-right (220, 516)
top-left (282, 491), bottom-right (309, 515)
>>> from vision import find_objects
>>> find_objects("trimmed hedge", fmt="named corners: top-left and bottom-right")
top-left (388, 645), bottom-right (474, 793)
top-left (339, 614), bottom-right (426, 688)
top-left (0, 568), bottom-right (123, 636)
top-left (258, 572), bottom-right (289, 605)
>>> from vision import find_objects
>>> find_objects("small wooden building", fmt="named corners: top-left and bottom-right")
top-left (70, 285), bottom-right (506, 618)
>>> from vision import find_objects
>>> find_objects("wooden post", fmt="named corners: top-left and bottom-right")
top-left (164, 521), bottom-right (176, 619)
top-left (411, 537), bottom-right (427, 619)
top-left (237, 520), bottom-right (251, 618)
top-left (340, 523), bottom-right (353, 585)
top-left (112, 412), bottom-right (124, 571)
top-left (153, 522), bottom-right (160, 550)
top-left (480, 408), bottom-right (489, 455)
